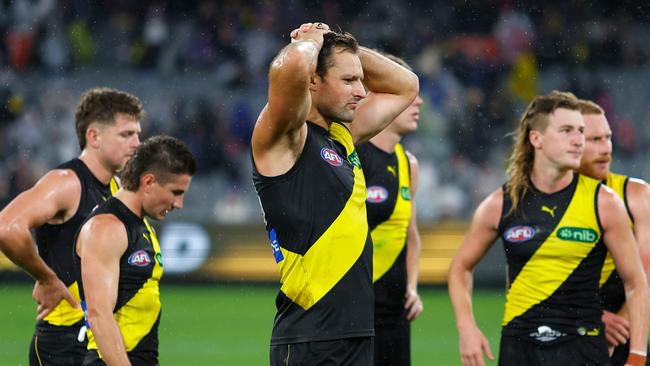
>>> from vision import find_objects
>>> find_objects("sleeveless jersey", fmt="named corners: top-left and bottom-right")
top-left (73, 197), bottom-right (163, 361)
top-left (357, 142), bottom-right (411, 323)
top-left (599, 172), bottom-right (632, 312)
top-left (252, 121), bottom-right (374, 345)
top-left (498, 174), bottom-right (607, 343)
top-left (34, 158), bottom-right (118, 327)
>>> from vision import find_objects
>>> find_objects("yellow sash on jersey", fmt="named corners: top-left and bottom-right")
top-left (599, 173), bottom-right (631, 287)
top-left (371, 143), bottom-right (411, 282)
top-left (278, 122), bottom-right (369, 311)
top-left (503, 175), bottom-right (602, 325)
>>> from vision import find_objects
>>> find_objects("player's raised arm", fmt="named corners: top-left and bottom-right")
top-left (252, 23), bottom-right (329, 177)
top-left (78, 214), bottom-right (131, 366)
top-left (598, 186), bottom-right (650, 365)
top-left (348, 47), bottom-right (419, 144)
top-left (0, 170), bottom-right (81, 316)
top-left (448, 188), bottom-right (502, 366)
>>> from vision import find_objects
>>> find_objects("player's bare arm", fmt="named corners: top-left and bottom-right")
top-left (348, 47), bottom-right (419, 144)
top-left (405, 151), bottom-right (423, 321)
top-left (598, 185), bottom-right (650, 357)
top-left (78, 214), bottom-right (131, 366)
top-left (251, 23), bottom-right (328, 177)
top-left (627, 179), bottom-right (650, 281)
top-left (448, 188), bottom-right (502, 366)
top-left (0, 169), bottom-right (82, 317)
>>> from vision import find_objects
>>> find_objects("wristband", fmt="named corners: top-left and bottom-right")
top-left (626, 352), bottom-right (646, 366)
top-left (630, 350), bottom-right (647, 357)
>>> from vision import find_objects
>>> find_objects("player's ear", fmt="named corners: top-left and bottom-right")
top-left (86, 124), bottom-right (101, 149)
top-left (529, 129), bottom-right (542, 149)
top-left (309, 73), bottom-right (320, 92)
top-left (141, 173), bottom-right (157, 194)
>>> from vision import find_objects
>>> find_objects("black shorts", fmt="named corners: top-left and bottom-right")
top-left (499, 334), bottom-right (610, 366)
top-left (270, 337), bottom-right (373, 366)
top-left (610, 343), bottom-right (650, 366)
top-left (29, 321), bottom-right (87, 366)
top-left (83, 349), bottom-right (159, 366)
top-left (374, 320), bottom-right (410, 366)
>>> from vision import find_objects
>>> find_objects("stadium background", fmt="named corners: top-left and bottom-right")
top-left (0, 0), bottom-right (649, 364)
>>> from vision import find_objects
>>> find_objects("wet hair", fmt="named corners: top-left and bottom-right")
top-left (315, 31), bottom-right (359, 79)
top-left (75, 88), bottom-right (145, 150)
top-left (577, 99), bottom-right (604, 115)
top-left (120, 135), bottom-right (197, 191)
top-left (505, 90), bottom-right (580, 215)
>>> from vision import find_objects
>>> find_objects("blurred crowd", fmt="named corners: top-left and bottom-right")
top-left (1, 0), bottom-right (649, 221)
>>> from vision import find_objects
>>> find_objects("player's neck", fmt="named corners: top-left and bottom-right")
top-left (369, 129), bottom-right (401, 153)
top-left (78, 150), bottom-right (115, 185)
top-left (306, 109), bottom-right (330, 130)
top-left (114, 189), bottom-right (144, 219)
top-left (530, 164), bottom-right (574, 194)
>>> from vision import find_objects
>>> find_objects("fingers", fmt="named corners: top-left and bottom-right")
top-left (63, 289), bottom-right (80, 309)
top-left (290, 22), bottom-right (330, 41)
top-left (482, 336), bottom-right (495, 360)
top-left (603, 310), bottom-right (630, 346)
top-left (406, 300), bottom-right (423, 321)
top-left (36, 304), bottom-right (51, 321)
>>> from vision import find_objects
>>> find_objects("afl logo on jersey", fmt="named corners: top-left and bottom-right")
top-left (504, 226), bottom-right (536, 243)
top-left (128, 250), bottom-right (152, 267)
top-left (367, 186), bottom-right (389, 203)
top-left (320, 148), bottom-right (343, 166)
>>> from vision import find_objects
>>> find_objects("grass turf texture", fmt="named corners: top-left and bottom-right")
top-left (0, 284), bottom-right (504, 365)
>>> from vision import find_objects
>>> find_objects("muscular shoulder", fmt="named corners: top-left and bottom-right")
top-left (78, 214), bottom-right (128, 257)
top-left (626, 178), bottom-right (650, 220)
top-left (474, 187), bottom-right (504, 230)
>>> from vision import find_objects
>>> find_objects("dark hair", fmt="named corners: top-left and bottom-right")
top-left (75, 88), bottom-right (145, 150)
top-left (120, 135), bottom-right (197, 191)
top-left (315, 31), bottom-right (359, 79)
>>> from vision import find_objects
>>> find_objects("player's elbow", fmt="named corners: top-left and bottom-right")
top-left (405, 71), bottom-right (419, 99)
top-left (0, 220), bottom-right (18, 252)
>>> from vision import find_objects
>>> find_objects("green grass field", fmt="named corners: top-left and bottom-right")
top-left (0, 284), bottom-right (505, 365)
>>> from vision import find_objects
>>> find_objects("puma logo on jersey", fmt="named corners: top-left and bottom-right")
top-left (142, 232), bottom-right (151, 243)
top-left (541, 205), bottom-right (557, 218)
top-left (387, 165), bottom-right (396, 176)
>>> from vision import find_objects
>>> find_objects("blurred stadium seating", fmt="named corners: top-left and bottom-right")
top-left (1, 0), bottom-right (649, 284)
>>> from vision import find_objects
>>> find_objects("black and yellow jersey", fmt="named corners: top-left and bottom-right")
top-left (74, 197), bottom-right (163, 362)
top-left (498, 174), bottom-right (607, 343)
top-left (357, 142), bottom-right (411, 324)
top-left (34, 158), bottom-right (118, 328)
top-left (252, 121), bottom-right (374, 345)
top-left (599, 172), bottom-right (632, 313)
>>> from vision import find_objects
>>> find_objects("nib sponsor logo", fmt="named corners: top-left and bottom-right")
top-left (557, 227), bottom-right (598, 243)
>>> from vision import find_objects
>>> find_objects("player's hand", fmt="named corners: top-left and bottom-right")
top-left (404, 288), bottom-right (423, 321)
top-left (458, 324), bottom-right (495, 366)
top-left (33, 277), bottom-right (79, 320)
top-left (290, 22), bottom-right (330, 45)
top-left (602, 310), bottom-right (630, 346)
